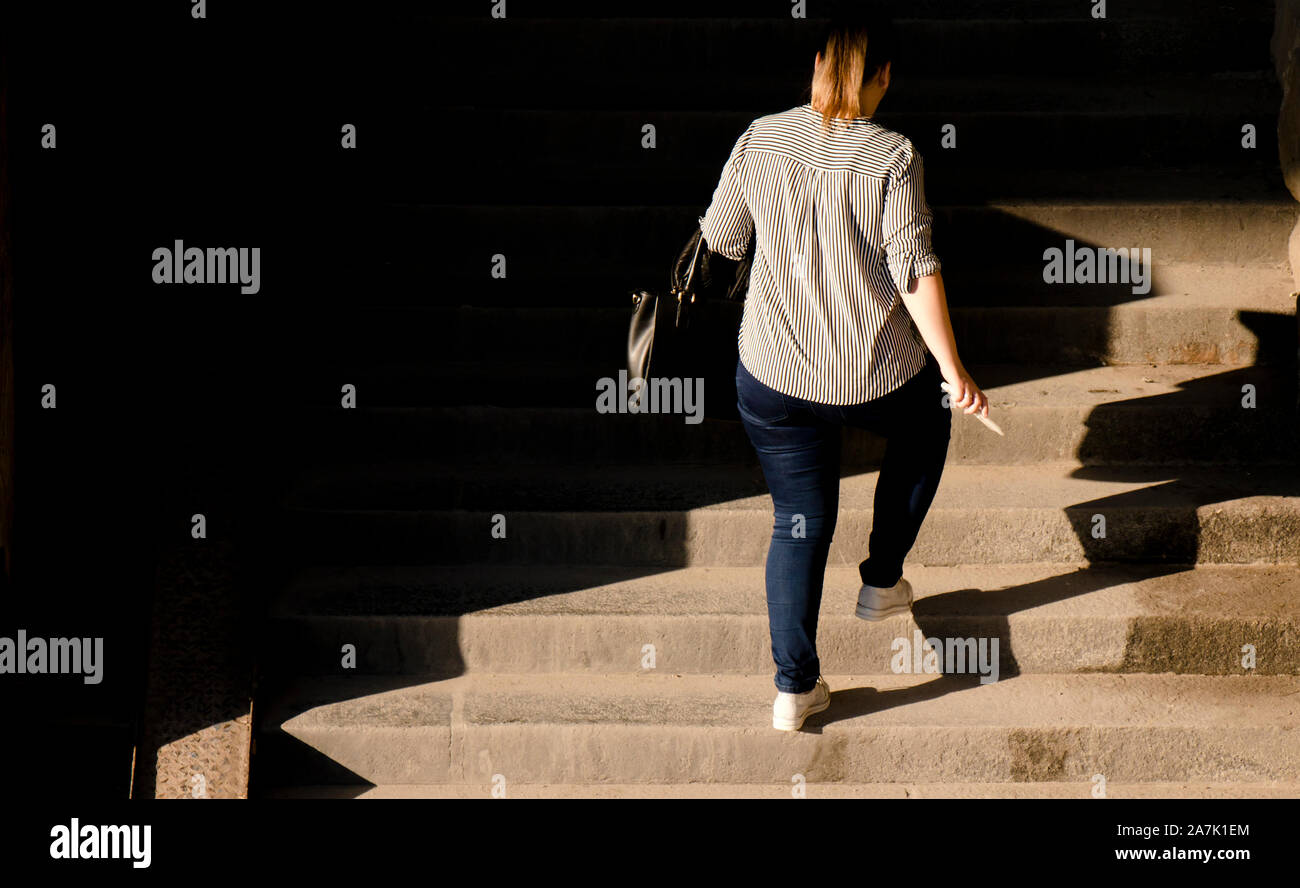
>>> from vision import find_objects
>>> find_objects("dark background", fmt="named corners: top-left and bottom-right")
top-left (1, 0), bottom-right (1292, 800)
top-left (1, 1), bottom-right (390, 796)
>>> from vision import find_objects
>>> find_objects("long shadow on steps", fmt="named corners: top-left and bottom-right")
top-left (1061, 308), bottom-right (1299, 565)
top-left (803, 563), bottom-right (1191, 731)
top-left (300, 195), bottom-right (1297, 401)
top-left (811, 307), bottom-right (1299, 726)
top-left (259, 256), bottom-right (1296, 784)
top-left (256, 247), bottom-right (1296, 791)
top-left (255, 286), bottom-right (1299, 790)
top-left (803, 674), bottom-right (987, 733)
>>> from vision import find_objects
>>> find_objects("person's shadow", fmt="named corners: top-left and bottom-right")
top-left (803, 306), bottom-right (1299, 730)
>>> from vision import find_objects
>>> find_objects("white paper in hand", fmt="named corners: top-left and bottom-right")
top-left (940, 381), bottom-right (1004, 436)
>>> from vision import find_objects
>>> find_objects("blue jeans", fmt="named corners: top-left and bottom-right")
top-left (735, 356), bottom-right (952, 694)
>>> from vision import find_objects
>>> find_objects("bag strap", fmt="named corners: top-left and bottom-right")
top-left (671, 224), bottom-right (708, 327)
top-left (683, 223), bottom-right (707, 291)
top-left (671, 225), bottom-right (707, 292)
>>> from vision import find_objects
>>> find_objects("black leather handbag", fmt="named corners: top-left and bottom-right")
top-left (626, 221), bottom-right (754, 421)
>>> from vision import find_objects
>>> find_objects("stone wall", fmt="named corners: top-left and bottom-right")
top-left (1274, 0), bottom-right (1300, 287)
top-left (132, 540), bottom-right (255, 799)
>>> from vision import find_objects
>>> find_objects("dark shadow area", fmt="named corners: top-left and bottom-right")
top-left (7, 2), bottom-right (1290, 796)
top-left (1, 2), bottom-right (375, 797)
top-left (246, 5), bottom-right (1297, 794)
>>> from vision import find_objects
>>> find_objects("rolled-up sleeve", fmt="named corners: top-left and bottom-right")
top-left (882, 144), bottom-right (941, 295)
top-left (699, 124), bottom-right (754, 260)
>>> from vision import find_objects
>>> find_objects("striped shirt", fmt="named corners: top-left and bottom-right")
top-left (699, 102), bottom-right (941, 405)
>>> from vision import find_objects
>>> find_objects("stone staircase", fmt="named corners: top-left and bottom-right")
top-left (249, 1), bottom-right (1300, 798)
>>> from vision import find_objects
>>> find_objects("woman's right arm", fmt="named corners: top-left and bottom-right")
top-left (900, 271), bottom-right (989, 418)
top-left (881, 146), bottom-right (988, 419)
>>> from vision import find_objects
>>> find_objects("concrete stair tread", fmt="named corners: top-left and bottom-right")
top-left (265, 781), bottom-right (1300, 799)
top-left (274, 461), bottom-right (1299, 565)
top-left (269, 672), bottom-right (1300, 731)
top-left (441, 73), bottom-right (1281, 114)
top-left (411, 195), bottom-right (1300, 214)
top-left (282, 461), bottom-right (1300, 512)
top-left (340, 262), bottom-right (1294, 314)
top-left (280, 360), bottom-right (1300, 468)
top-left (961, 362), bottom-right (1294, 404)
top-left (415, 164), bottom-right (1294, 205)
top-left (425, 1), bottom-right (1273, 21)
top-left (275, 562), bottom-right (1300, 619)
top-left (348, 260), bottom-right (1300, 318)
top-left (429, 108), bottom-right (1284, 199)
top-left (263, 562), bottom-right (1300, 675)
top-left (423, 15), bottom-right (1274, 83)
top-left (377, 202), bottom-right (1298, 298)
top-left (617, 464), bottom-right (1300, 512)
top-left (302, 264), bottom-right (1298, 359)
top-left (296, 362), bottom-right (1293, 416)
top-left (391, 203), bottom-right (1298, 271)
top-left (354, 263), bottom-right (1300, 310)
top-left (291, 352), bottom-right (1298, 414)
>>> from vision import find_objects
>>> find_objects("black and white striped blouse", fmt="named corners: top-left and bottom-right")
top-left (700, 102), bottom-right (941, 406)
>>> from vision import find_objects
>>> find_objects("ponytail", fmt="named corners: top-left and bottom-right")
top-left (809, 8), bottom-right (895, 132)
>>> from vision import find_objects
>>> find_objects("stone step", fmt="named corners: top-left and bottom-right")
top-left (411, 69), bottom-right (1279, 115)
top-left (306, 261), bottom-right (1296, 317)
top-left (292, 290), bottom-right (1297, 389)
top-left (410, 0), bottom-right (1273, 20)
top-left (403, 70), bottom-right (1281, 116)
top-left (257, 672), bottom-right (1300, 786)
top-left (416, 14), bottom-right (1276, 94)
top-left (266, 562), bottom-right (1300, 677)
top-left (276, 463), bottom-right (1300, 565)
top-left (426, 156), bottom-right (1285, 209)
top-left (414, 106), bottom-right (1281, 205)
top-left (374, 204), bottom-right (1298, 295)
top-left (263, 781), bottom-right (1300, 798)
top-left (284, 364), bottom-right (1298, 466)
top-left (405, 73), bottom-right (1282, 131)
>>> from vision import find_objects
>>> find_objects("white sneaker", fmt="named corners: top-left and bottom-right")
top-left (772, 675), bottom-right (831, 731)
top-left (856, 577), bottom-right (913, 621)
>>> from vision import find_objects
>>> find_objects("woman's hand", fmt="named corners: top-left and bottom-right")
top-left (941, 362), bottom-right (989, 418)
